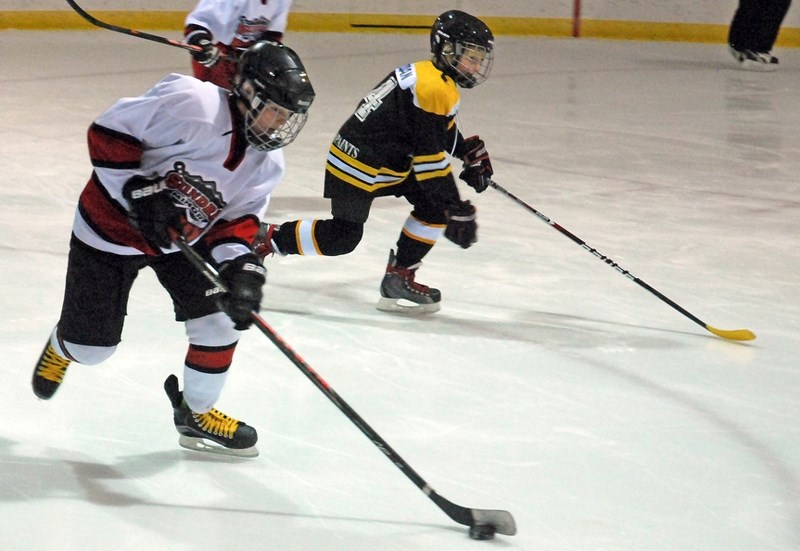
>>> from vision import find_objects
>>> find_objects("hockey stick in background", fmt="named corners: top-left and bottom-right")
top-left (489, 180), bottom-right (756, 342)
top-left (65, 0), bottom-right (234, 59)
top-left (175, 238), bottom-right (517, 539)
top-left (66, 0), bottom-right (199, 54)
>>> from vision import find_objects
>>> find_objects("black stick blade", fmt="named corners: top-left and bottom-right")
top-left (431, 492), bottom-right (517, 536)
top-left (471, 508), bottom-right (517, 536)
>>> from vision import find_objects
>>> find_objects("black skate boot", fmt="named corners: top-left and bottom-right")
top-left (376, 249), bottom-right (442, 314)
top-left (32, 340), bottom-right (71, 400)
top-left (164, 374), bottom-right (258, 458)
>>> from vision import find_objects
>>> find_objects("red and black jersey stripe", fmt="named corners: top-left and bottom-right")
top-left (88, 123), bottom-right (143, 170)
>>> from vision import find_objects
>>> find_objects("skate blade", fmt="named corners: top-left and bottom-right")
top-left (178, 435), bottom-right (259, 458)
top-left (375, 296), bottom-right (441, 314)
top-left (740, 60), bottom-right (777, 72)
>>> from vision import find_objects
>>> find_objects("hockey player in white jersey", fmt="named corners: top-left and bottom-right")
top-left (184, 0), bottom-right (293, 88)
top-left (31, 40), bottom-right (314, 457)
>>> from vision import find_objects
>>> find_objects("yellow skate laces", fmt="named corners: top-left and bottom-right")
top-left (191, 409), bottom-right (240, 440)
top-left (35, 344), bottom-right (70, 383)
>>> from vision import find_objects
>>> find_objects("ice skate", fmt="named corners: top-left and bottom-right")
top-left (376, 249), bottom-right (441, 314)
top-left (32, 341), bottom-right (71, 400)
top-left (729, 46), bottom-right (778, 71)
top-left (164, 374), bottom-right (258, 458)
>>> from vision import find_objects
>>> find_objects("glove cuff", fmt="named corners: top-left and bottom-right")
top-left (185, 28), bottom-right (213, 47)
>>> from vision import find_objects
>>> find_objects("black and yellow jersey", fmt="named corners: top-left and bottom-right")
top-left (324, 60), bottom-right (464, 198)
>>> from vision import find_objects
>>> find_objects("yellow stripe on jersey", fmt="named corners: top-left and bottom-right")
top-left (414, 152), bottom-right (447, 164)
top-left (327, 143), bottom-right (410, 192)
top-left (329, 144), bottom-right (377, 176)
top-left (412, 151), bottom-right (452, 181)
top-left (415, 167), bottom-right (452, 181)
top-left (411, 60), bottom-right (460, 117)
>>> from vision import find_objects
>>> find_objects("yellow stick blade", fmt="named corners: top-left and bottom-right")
top-left (706, 325), bottom-right (757, 341)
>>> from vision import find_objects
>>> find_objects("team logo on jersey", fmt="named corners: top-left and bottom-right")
top-left (332, 134), bottom-right (359, 158)
top-left (235, 16), bottom-right (272, 42)
top-left (162, 162), bottom-right (225, 232)
top-left (397, 64), bottom-right (414, 82)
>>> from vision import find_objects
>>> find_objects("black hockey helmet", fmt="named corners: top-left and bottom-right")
top-left (232, 40), bottom-right (315, 151)
top-left (430, 10), bottom-right (494, 88)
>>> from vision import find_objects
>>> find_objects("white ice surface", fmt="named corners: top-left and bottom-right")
top-left (1, 30), bottom-right (799, 550)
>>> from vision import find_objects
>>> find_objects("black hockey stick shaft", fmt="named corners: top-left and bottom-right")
top-left (65, 0), bottom-right (237, 60)
top-left (175, 238), bottom-right (516, 536)
top-left (489, 180), bottom-right (755, 341)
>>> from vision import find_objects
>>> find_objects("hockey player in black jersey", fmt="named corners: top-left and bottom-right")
top-left (254, 10), bottom-right (495, 313)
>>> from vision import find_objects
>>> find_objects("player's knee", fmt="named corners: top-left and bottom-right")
top-left (61, 341), bottom-right (117, 365)
top-left (185, 312), bottom-right (240, 346)
top-left (335, 219), bottom-right (363, 254)
top-left (322, 219), bottom-right (363, 255)
top-left (412, 206), bottom-right (448, 226)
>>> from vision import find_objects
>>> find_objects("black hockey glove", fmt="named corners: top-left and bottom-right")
top-left (217, 254), bottom-right (267, 330)
top-left (444, 200), bottom-right (478, 249)
top-left (187, 30), bottom-right (220, 67)
top-left (459, 135), bottom-right (493, 193)
top-left (122, 175), bottom-right (184, 250)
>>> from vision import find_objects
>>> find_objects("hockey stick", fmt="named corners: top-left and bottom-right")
top-left (65, 0), bottom-right (233, 59)
top-left (175, 238), bottom-right (517, 538)
top-left (489, 180), bottom-right (756, 342)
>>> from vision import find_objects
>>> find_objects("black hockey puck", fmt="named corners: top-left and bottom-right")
top-left (469, 524), bottom-right (496, 540)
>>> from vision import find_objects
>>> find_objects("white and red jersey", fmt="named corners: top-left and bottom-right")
top-left (73, 73), bottom-right (285, 265)
top-left (185, 0), bottom-right (292, 48)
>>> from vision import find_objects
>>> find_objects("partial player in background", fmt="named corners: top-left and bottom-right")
top-left (185, 0), bottom-right (293, 88)
top-left (728, 0), bottom-right (792, 70)
top-left (253, 10), bottom-right (495, 314)
top-left (31, 41), bottom-right (314, 457)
